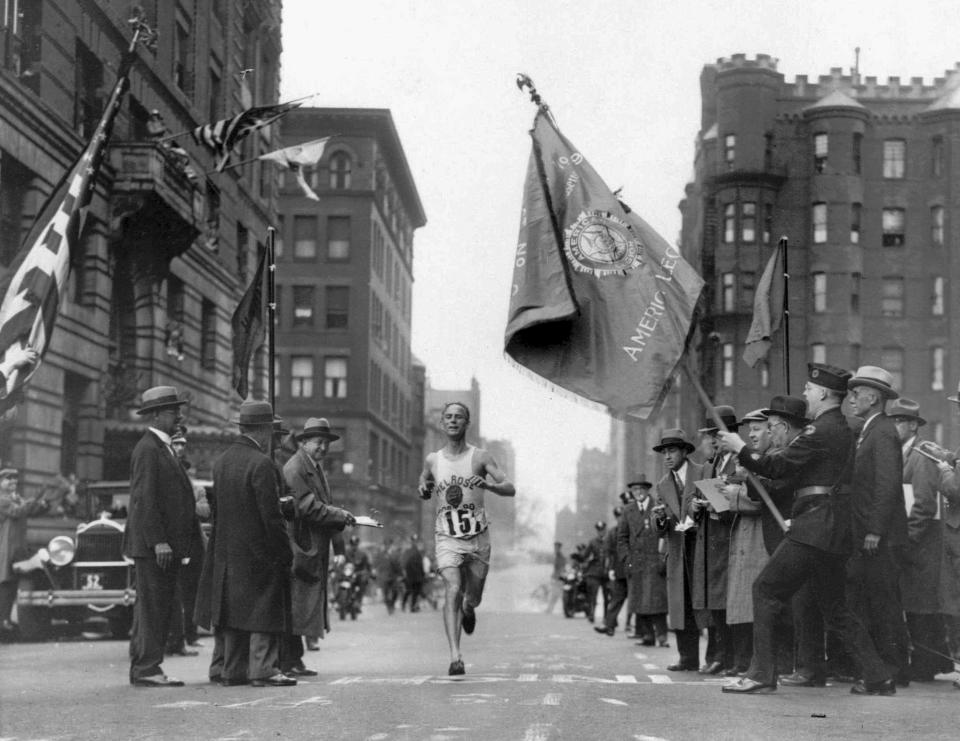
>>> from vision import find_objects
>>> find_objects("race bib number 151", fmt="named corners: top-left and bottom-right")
top-left (443, 508), bottom-right (481, 537)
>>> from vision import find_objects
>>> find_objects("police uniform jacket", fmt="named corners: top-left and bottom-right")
top-left (849, 413), bottom-right (907, 549)
top-left (582, 534), bottom-right (606, 580)
top-left (737, 406), bottom-right (853, 555)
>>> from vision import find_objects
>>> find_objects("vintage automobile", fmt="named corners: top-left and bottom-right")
top-left (14, 481), bottom-right (136, 640)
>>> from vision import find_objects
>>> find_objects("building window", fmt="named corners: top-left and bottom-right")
top-left (811, 343), bottom-right (826, 364)
top-left (723, 134), bottom-right (736, 169)
top-left (882, 208), bottom-right (905, 246)
top-left (813, 133), bottom-right (828, 173)
top-left (881, 347), bottom-right (904, 390)
top-left (274, 215), bottom-right (284, 258)
top-left (759, 362), bottom-right (769, 388)
top-left (883, 139), bottom-right (906, 179)
top-left (201, 299), bottom-right (216, 371)
top-left (933, 421), bottom-right (944, 446)
top-left (931, 205), bottom-right (944, 246)
top-left (326, 286), bottom-right (349, 329)
top-left (932, 276), bottom-right (945, 316)
top-left (881, 277), bottom-right (904, 317)
top-left (851, 272), bottom-right (861, 314)
top-left (932, 346), bottom-right (945, 391)
top-left (324, 357), bottom-right (348, 398)
top-left (740, 271), bottom-right (755, 311)
top-left (741, 202), bottom-right (756, 242)
top-left (173, 17), bottom-right (192, 92)
top-left (723, 203), bottom-right (735, 243)
top-left (292, 285), bottom-right (314, 326)
top-left (290, 356), bottom-right (314, 397)
top-left (0, 151), bottom-right (31, 267)
top-left (764, 132), bottom-right (774, 170)
top-left (850, 203), bottom-right (861, 244)
top-left (327, 215), bottom-right (351, 260)
top-left (720, 272), bottom-right (735, 313)
top-left (293, 215), bottom-right (317, 259)
top-left (812, 272), bottom-right (827, 313)
top-left (75, 41), bottom-right (104, 139)
top-left (932, 135), bottom-right (944, 177)
top-left (721, 343), bottom-right (734, 387)
top-left (812, 202), bottom-right (827, 244)
top-left (763, 203), bottom-right (773, 244)
top-left (850, 343), bottom-right (861, 370)
top-left (852, 132), bottom-right (862, 174)
top-left (329, 152), bottom-right (352, 189)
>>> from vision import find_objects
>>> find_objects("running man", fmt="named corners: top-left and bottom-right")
top-left (418, 402), bottom-right (515, 676)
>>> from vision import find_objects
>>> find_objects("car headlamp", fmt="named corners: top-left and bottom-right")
top-left (47, 535), bottom-right (76, 567)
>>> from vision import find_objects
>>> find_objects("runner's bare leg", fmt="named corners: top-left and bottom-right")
top-left (462, 559), bottom-right (489, 613)
top-left (440, 566), bottom-right (464, 662)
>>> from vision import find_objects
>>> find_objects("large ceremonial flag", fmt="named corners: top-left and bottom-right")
top-left (231, 245), bottom-right (269, 399)
top-left (0, 50), bottom-right (136, 414)
top-left (191, 100), bottom-right (301, 172)
top-left (743, 239), bottom-right (785, 367)
top-left (258, 137), bottom-right (330, 200)
top-left (504, 110), bottom-right (704, 418)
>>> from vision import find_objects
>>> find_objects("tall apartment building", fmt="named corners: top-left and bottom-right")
top-left (574, 446), bottom-right (615, 543)
top-left (679, 54), bottom-right (960, 446)
top-left (274, 107), bottom-right (426, 545)
top-left (0, 1), bottom-right (284, 486)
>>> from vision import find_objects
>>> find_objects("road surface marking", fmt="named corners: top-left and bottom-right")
top-left (524, 723), bottom-right (553, 741)
top-left (649, 674), bottom-right (673, 684)
top-left (643, 663), bottom-right (660, 670)
top-left (600, 697), bottom-right (629, 705)
top-left (615, 675), bottom-right (637, 683)
top-left (154, 700), bottom-right (210, 708)
top-left (542, 693), bottom-right (561, 705)
top-left (276, 696), bottom-right (332, 707)
top-left (634, 735), bottom-right (672, 741)
top-left (517, 673), bottom-right (538, 681)
top-left (219, 697), bottom-right (274, 708)
top-left (331, 676), bottom-right (363, 684)
top-left (634, 653), bottom-right (648, 660)
top-left (552, 674), bottom-right (574, 683)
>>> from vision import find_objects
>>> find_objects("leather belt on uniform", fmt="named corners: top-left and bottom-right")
top-left (795, 485), bottom-right (832, 498)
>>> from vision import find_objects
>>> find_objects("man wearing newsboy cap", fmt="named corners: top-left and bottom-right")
top-left (124, 386), bottom-right (197, 687)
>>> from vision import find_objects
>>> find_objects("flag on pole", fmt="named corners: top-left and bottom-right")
top-left (0, 51), bottom-right (136, 414)
top-left (231, 245), bottom-right (269, 399)
top-left (258, 137), bottom-right (330, 200)
top-left (743, 240), bottom-right (785, 367)
top-left (504, 110), bottom-right (704, 419)
top-left (190, 100), bottom-right (302, 172)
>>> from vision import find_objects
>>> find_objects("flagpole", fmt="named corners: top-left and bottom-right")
top-left (267, 227), bottom-right (277, 411)
top-left (779, 236), bottom-right (790, 394)
top-left (682, 359), bottom-right (789, 533)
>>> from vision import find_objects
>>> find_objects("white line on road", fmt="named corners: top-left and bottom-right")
top-left (218, 697), bottom-right (274, 709)
top-left (552, 674), bottom-right (573, 683)
top-left (153, 700), bottom-right (210, 708)
top-left (524, 723), bottom-right (553, 741)
top-left (643, 663), bottom-right (659, 670)
top-left (615, 675), bottom-right (637, 683)
top-left (542, 693), bottom-right (561, 705)
top-left (600, 697), bottom-right (629, 705)
top-left (633, 735), bottom-right (672, 741)
top-left (634, 653), bottom-right (648, 660)
top-left (517, 673), bottom-right (538, 681)
top-left (649, 674), bottom-right (673, 684)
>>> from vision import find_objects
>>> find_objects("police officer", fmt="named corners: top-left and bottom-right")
top-left (718, 364), bottom-right (895, 696)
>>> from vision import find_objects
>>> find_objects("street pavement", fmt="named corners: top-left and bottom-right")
top-left (1, 562), bottom-right (958, 740)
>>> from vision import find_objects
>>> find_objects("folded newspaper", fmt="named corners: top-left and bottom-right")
top-left (353, 515), bottom-right (384, 528)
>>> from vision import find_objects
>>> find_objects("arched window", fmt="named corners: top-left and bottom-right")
top-left (329, 152), bottom-right (352, 189)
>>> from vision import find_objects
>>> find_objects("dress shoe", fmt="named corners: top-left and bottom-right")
top-left (166, 648), bottom-right (199, 657)
top-left (666, 662), bottom-right (698, 671)
top-left (594, 626), bottom-right (614, 636)
top-left (285, 664), bottom-right (318, 677)
top-left (779, 672), bottom-right (826, 687)
top-left (722, 677), bottom-right (777, 694)
top-left (657, 640), bottom-right (671, 648)
top-left (461, 604), bottom-right (476, 635)
top-left (448, 659), bottom-right (465, 676)
top-left (250, 673), bottom-right (297, 687)
top-left (850, 678), bottom-right (896, 696)
top-left (305, 637), bottom-right (320, 651)
top-left (826, 672), bottom-right (855, 683)
top-left (132, 674), bottom-right (185, 687)
top-left (699, 661), bottom-right (723, 675)
top-left (723, 667), bottom-right (745, 678)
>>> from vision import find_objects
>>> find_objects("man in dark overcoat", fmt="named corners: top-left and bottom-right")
top-left (123, 386), bottom-right (197, 687)
top-left (595, 505), bottom-right (626, 636)
top-left (619, 477), bottom-right (668, 646)
top-left (652, 429), bottom-right (705, 672)
top-left (582, 521), bottom-right (607, 623)
top-left (280, 417), bottom-right (354, 676)
top-left (210, 400), bottom-right (294, 687)
top-left (846, 366), bottom-right (909, 684)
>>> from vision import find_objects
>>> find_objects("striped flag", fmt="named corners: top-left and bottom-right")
top-left (0, 51), bottom-right (135, 414)
top-left (190, 101), bottom-right (301, 172)
top-left (258, 137), bottom-right (330, 201)
top-left (231, 245), bottom-right (269, 399)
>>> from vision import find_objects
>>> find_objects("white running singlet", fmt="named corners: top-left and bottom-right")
top-left (432, 444), bottom-right (488, 539)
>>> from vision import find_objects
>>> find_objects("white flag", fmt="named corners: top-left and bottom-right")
top-left (258, 137), bottom-right (331, 200)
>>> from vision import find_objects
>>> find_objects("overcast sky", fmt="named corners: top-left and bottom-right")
top-left (280, 0), bottom-right (960, 520)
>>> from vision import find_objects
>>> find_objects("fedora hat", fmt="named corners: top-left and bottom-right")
top-left (626, 474), bottom-right (652, 489)
top-left (297, 417), bottom-right (340, 442)
top-left (760, 395), bottom-right (809, 427)
top-left (652, 428), bottom-right (696, 454)
top-left (273, 416), bottom-right (290, 435)
top-left (230, 400), bottom-right (275, 426)
top-left (807, 362), bottom-right (851, 393)
top-left (739, 408), bottom-right (768, 425)
top-left (136, 385), bottom-right (186, 415)
top-left (848, 365), bottom-right (899, 400)
top-left (886, 397), bottom-right (926, 426)
top-left (698, 405), bottom-right (741, 434)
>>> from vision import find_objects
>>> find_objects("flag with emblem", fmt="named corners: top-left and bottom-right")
top-left (504, 109), bottom-right (704, 418)
top-left (190, 101), bottom-right (301, 172)
top-left (0, 50), bottom-right (136, 414)
top-left (231, 245), bottom-right (269, 399)
top-left (258, 137), bottom-right (330, 201)
top-left (743, 239), bottom-right (785, 368)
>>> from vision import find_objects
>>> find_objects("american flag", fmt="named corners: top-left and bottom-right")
top-left (190, 101), bottom-right (302, 172)
top-left (0, 52), bottom-right (135, 415)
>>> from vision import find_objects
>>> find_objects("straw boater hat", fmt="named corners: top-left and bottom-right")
top-left (136, 386), bottom-right (186, 415)
top-left (760, 395), bottom-right (809, 427)
top-left (230, 400), bottom-right (275, 426)
top-left (626, 474), bottom-right (652, 489)
top-left (652, 428), bottom-right (696, 454)
top-left (848, 365), bottom-right (899, 400)
top-left (296, 417), bottom-right (340, 442)
top-left (886, 397), bottom-right (926, 427)
top-left (698, 405), bottom-right (741, 434)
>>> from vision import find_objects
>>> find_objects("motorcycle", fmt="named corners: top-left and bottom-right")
top-left (560, 564), bottom-right (590, 619)
top-left (334, 561), bottom-right (363, 621)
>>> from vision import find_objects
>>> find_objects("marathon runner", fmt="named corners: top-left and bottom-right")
top-left (418, 402), bottom-right (515, 676)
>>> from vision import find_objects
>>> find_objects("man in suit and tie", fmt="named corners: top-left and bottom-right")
top-left (123, 386), bottom-right (199, 687)
top-left (846, 366), bottom-right (909, 685)
top-left (619, 477), bottom-right (669, 646)
top-left (652, 430), bottom-right (705, 672)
